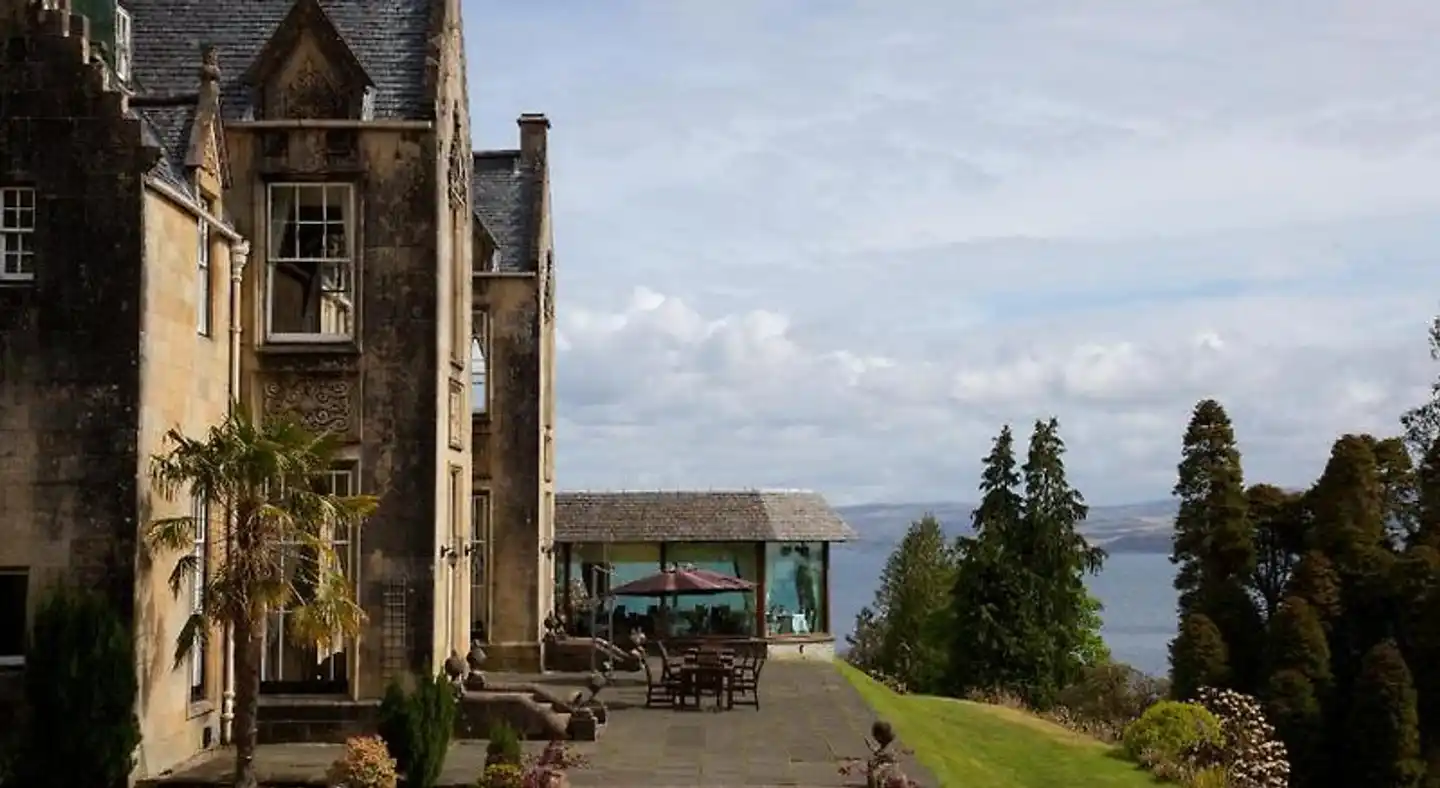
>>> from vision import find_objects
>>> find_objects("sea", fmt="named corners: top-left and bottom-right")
top-left (830, 549), bottom-right (1178, 677)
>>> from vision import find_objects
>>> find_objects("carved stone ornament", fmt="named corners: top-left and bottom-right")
top-left (542, 251), bottom-right (556, 322)
top-left (262, 376), bottom-right (357, 438)
top-left (277, 54), bottom-right (347, 119)
top-left (448, 111), bottom-right (468, 208)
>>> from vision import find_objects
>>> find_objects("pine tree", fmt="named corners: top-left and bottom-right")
top-left (1343, 640), bottom-right (1424, 788)
top-left (1169, 399), bottom-right (1264, 693)
top-left (1263, 669), bottom-right (1326, 787)
top-left (1017, 417), bottom-right (1104, 706)
top-left (1170, 613), bottom-right (1230, 700)
top-left (875, 515), bottom-right (957, 694)
top-left (949, 425), bottom-right (1033, 697)
top-left (1265, 596), bottom-right (1332, 690)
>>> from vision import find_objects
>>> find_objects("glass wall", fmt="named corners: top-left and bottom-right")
top-left (667, 543), bottom-right (759, 637)
top-left (764, 542), bottom-right (826, 636)
top-left (562, 543), bottom-right (661, 641)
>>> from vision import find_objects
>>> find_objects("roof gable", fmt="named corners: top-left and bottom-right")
top-left (123, 0), bottom-right (432, 120)
top-left (245, 0), bottom-right (372, 90)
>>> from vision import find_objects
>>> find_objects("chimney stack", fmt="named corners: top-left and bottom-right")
top-left (517, 112), bottom-right (549, 165)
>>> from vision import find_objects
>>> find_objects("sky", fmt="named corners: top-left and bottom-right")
top-left (461, 0), bottom-right (1440, 506)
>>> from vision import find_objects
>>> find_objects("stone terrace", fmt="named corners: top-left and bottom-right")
top-left (144, 661), bottom-right (936, 787)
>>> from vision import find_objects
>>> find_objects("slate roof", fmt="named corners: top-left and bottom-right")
top-left (134, 102), bottom-right (197, 193)
top-left (555, 491), bottom-right (858, 544)
top-left (471, 151), bottom-right (539, 273)
top-left (120, 0), bottom-right (433, 121)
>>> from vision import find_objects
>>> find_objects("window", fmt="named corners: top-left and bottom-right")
top-left (471, 314), bottom-right (489, 414)
top-left (764, 542), bottom-right (826, 636)
top-left (261, 463), bottom-right (356, 690)
top-left (189, 494), bottom-right (209, 697)
top-left (451, 206), bottom-right (467, 365)
top-left (197, 219), bottom-right (212, 336)
top-left (114, 6), bottom-right (132, 82)
top-left (266, 183), bottom-right (355, 341)
top-left (470, 491), bottom-right (489, 642)
top-left (0, 187), bottom-right (36, 282)
top-left (0, 569), bottom-right (26, 666)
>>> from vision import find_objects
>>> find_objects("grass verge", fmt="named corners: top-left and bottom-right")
top-left (836, 662), bottom-right (1156, 788)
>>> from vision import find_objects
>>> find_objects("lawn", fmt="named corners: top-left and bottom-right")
top-left (836, 662), bottom-right (1157, 788)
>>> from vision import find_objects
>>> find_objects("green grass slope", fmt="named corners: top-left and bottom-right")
top-left (837, 662), bottom-right (1155, 788)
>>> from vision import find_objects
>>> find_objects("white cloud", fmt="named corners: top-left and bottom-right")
top-left (465, 0), bottom-right (1440, 505)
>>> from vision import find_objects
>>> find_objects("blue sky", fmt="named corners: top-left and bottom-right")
top-left (462, 0), bottom-right (1440, 505)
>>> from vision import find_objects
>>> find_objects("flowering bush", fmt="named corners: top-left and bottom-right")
top-left (326, 736), bottom-right (398, 788)
top-left (1187, 687), bottom-right (1289, 788)
top-left (476, 739), bottom-right (588, 788)
top-left (476, 763), bottom-right (524, 788)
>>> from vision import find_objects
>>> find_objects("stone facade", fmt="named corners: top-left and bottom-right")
top-left (0, 0), bottom-right (556, 777)
top-left (470, 116), bottom-right (557, 672)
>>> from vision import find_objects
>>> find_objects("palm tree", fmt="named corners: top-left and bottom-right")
top-left (146, 407), bottom-right (378, 788)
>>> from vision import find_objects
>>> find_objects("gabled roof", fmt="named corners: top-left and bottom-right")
top-left (555, 491), bottom-right (858, 543)
top-left (121, 0), bottom-right (431, 120)
top-left (242, 0), bottom-right (373, 96)
top-left (471, 150), bottom-right (540, 273)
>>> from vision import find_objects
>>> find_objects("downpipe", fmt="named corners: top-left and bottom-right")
top-left (220, 240), bottom-right (251, 744)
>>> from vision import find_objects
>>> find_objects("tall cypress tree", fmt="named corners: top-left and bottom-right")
top-left (1343, 640), bottom-right (1425, 788)
top-left (1169, 399), bottom-right (1264, 694)
top-left (1263, 596), bottom-right (1332, 787)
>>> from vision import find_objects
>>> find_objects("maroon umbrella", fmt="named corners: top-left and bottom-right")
top-left (607, 567), bottom-right (755, 597)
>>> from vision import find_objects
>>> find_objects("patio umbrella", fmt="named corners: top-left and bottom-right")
top-left (607, 567), bottom-right (755, 597)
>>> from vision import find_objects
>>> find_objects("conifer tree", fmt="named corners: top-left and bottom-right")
top-left (875, 515), bottom-right (957, 694)
top-left (1170, 612), bottom-right (1230, 700)
top-left (1343, 640), bottom-right (1424, 788)
top-left (1018, 417), bottom-right (1104, 705)
top-left (1169, 399), bottom-right (1264, 693)
top-left (1247, 483), bottom-right (1307, 621)
top-left (949, 425), bottom-right (1033, 696)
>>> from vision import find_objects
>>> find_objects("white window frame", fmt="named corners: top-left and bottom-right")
top-left (265, 182), bottom-right (356, 343)
top-left (260, 463), bottom-right (358, 685)
top-left (0, 187), bottom-right (36, 283)
top-left (189, 494), bottom-right (209, 696)
top-left (0, 568), bottom-right (27, 667)
top-left (471, 314), bottom-right (489, 414)
top-left (114, 6), bottom-right (133, 83)
top-left (197, 219), bottom-right (212, 336)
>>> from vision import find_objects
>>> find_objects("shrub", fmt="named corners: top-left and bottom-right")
top-left (12, 583), bottom-right (142, 788)
top-left (325, 735), bottom-right (397, 788)
top-left (376, 672), bottom-right (456, 788)
top-left (476, 763), bottom-right (524, 788)
top-left (1056, 661), bottom-right (1168, 729)
top-left (1190, 687), bottom-right (1289, 788)
top-left (1122, 700), bottom-right (1222, 765)
top-left (485, 720), bottom-right (523, 767)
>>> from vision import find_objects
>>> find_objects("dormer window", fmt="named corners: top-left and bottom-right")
top-left (114, 5), bottom-right (133, 82)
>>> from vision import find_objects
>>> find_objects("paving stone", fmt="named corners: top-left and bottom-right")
top-left (144, 662), bottom-right (936, 787)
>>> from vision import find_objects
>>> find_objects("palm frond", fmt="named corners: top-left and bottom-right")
top-left (172, 612), bottom-right (209, 669)
top-left (146, 515), bottom-right (197, 553)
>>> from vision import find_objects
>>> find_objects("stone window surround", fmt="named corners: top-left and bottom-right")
top-left (471, 312), bottom-right (489, 414)
top-left (264, 181), bottom-right (358, 344)
top-left (0, 186), bottom-right (36, 283)
top-left (260, 459), bottom-right (361, 689)
top-left (189, 492), bottom-right (209, 698)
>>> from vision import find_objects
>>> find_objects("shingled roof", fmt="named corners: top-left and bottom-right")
top-left (471, 151), bottom-right (540, 273)
top-left (121, 0), bottom-right (433, 120)
top-left (555, 491), bottom-right (857, 544)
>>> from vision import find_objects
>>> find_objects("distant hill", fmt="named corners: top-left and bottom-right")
top-left (834, 499), bottom-right (1178, 555)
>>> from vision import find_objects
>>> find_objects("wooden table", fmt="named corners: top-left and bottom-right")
top-left (676, 662), bottom-right (733, 710)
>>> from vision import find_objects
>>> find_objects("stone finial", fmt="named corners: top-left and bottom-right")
top-left (199, 43), bottom-right (220, 83)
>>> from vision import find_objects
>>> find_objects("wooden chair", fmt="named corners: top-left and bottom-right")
top-left (641, 653), bottom-right (682, 708)
top-left (729, 643), bottom-right (766, 709)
